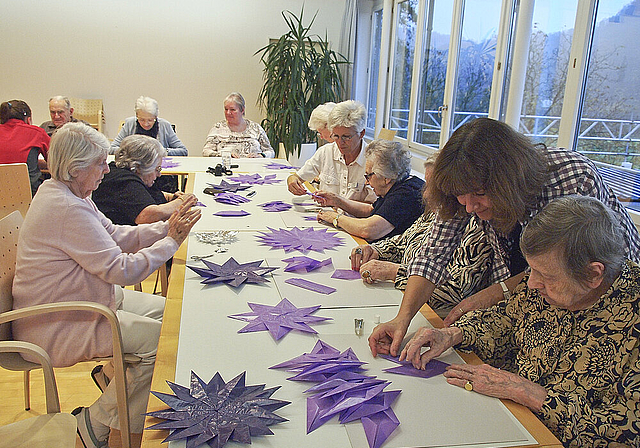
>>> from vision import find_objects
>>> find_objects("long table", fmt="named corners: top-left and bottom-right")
top-left (141, 161), bottom-right (562, 448)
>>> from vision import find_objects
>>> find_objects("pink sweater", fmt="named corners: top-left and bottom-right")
top-left (12, 179), bottom-right (178, 367)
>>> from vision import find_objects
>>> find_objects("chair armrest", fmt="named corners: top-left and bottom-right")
top-left (0, 341), bottom-right (59, 414)
top-left (0, 302), bottom-right (130, 445)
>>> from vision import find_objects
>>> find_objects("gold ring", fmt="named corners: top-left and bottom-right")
top-left (354, 247), bottom-right (363, 255)
top-left (459, 307), bottom-right (464, 314)
top-left (464, 381), bottom-right (473, 392)
top-left (362, 270), bottom-right (371, 279)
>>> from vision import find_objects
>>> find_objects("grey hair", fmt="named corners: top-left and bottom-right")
top-left (327, 100), bottom-right (367, 133)
top-left (49, 96), bottom-right (71, 109)
top-left (48, 122), bottom-right (108, 182)
top-left (224, 92), bottom-right (246, 113)
top-left (308, 102), bottom-right (337, 131)
top-left (115, 135), bottom-right (167, 175)
top-left (520, 195), bottom-right (626, 285)
top-left (365, 139), bottom-right (412, 182)
top-left (135, 96), bottom-right (159, 117)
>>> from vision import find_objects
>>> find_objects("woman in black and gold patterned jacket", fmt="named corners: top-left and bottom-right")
top-left (400, 196), bottom-right (640, 447)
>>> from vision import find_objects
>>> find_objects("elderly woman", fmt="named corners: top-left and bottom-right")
top-left (0, 100), bottom-right (50, 195)
top-left (110, 96), bottom-right (187, 156)
top-left (12, 123), bottom-right (200, 447)
top-left (308, 101), bottom-right (336, 142)
top-left (401, 196), bottom-right (640, 447)
top-left (202, 92), bottom-right (274, 158)
top-left (315, 139), bottom-right (424, 243)
top-left (350, 156), bottom-right (493, 317)
top-left (369, 118), bottom-right (640, 359)
top-left (94, 135), bottom-right (197, 226)
top-left (288, 100), bottom-right (376, 202)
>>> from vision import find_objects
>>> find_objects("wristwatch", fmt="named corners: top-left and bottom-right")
top-left (332, 216), bottom-right (340, 228)
top-left (499, 281), bottom-right (511, 301)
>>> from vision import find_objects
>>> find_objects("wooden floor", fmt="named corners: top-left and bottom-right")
top-left (0, 276), bottom-right (162, 448)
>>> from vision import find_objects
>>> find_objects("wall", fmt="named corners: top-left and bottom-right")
top-left (1, 0), bottom-right (346, 154)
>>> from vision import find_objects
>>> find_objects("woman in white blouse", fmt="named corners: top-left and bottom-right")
top-left (202, 92), bottom-right (274, 158)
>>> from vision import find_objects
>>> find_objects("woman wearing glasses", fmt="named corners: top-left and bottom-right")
top-left (287, 100), bottom-right (376, 203)
top-left (315, 139), bottom-right (424, 243)
top-left (93, 135), bottom-right (197, 226)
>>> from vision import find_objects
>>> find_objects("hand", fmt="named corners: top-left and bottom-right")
top-left (171, 191), bottom-right (184, 201)
top-left (443, 364), bottom-right (547, 411)
top-left (246, 153), bottom-right (260, 158)
top-left (316, 209), bottom-right (337, 225)
top-left (368, 316), bottom-right (411, 357)
top-left (167, 199), bottom-right (201, 246)
top-left (287, 174), bottom-right (307, 196)
top-left (443, 284), bottom-right (501, 326)
top-left (399, 326), bottom-right (461, 369)
top-left (350, 245), bottom-right (378, 270)
top-left (360, 260), bottom-right (398, 283)
top-left (231, 153), bottom-right (240, 158)
top-left (312, 190), bottom-right (340, 207)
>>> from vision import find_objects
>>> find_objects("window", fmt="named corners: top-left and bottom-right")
top-left (366, 8), bottom-right (384, 135)
top-left (575, 1), bottom-right (640, 168)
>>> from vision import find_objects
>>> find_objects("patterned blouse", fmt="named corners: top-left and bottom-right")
top-left (202, 119), bottom-right (274, 158)
top-left (453, 261), bottom-right (640, 447)
top-left (408, 149), bottom-right (640, 285)
top-left (370, 213), bottom-right (493, 313)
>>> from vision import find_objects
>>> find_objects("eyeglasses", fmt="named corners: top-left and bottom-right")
top-left (331, 133), bottom-right (357, 143)
top-left (364, 172), bottom-right (376, 181)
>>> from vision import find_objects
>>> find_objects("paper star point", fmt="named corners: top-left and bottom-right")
top-left (256, 227), bottom-right (344, 254)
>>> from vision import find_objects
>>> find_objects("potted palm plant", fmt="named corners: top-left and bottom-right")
top-left (256, 8), bottom-right (347, 162)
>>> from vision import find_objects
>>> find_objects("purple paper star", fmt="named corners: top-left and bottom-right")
top-left (187, 257), bottom-right (276, 287)
top-left (206, 179), bottom-right (251, 193)
top-left (265, 162), bottom-right (298, 170)
top-left (228, 298), bottom-right (332, 340)
top-left (228, 173), bottom-right (282, 185)
top-left (259, 201), bottom-right (293, 212)
top-left (145, 370), bottom-right (289, 448)
top-left (379, 354), bottom-right (449, 378)
top-left (214, 192), bottom-right (251, 205)
top-left (271, 340), bottom-right (400, 448)
top-left (256, 227), bottom-right (344, 254)
top-left (282, 256), bottom-right (332, 272)
top-left (161, 158), bottom-right (180, 169)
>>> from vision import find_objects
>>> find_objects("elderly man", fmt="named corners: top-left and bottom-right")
top-left (400, 196), bottom-right (640, 447)
top-left (287, 100), bottom-right (376, 203)
top-left (40, 96), bottom-right (87, 136)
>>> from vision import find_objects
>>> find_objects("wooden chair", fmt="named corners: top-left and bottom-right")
top-left (0, 211), bottom-right (132, 448)
top-left (377, 128), bottom-right (397, 141)
top-left (0, 163), bottom-right (32, 219)
top-left (70, 98), bottom-right (105, 134)
top-left (135, 263), bottom-right (169, 297)
top-left (0, 340), bottom-right (77, 448)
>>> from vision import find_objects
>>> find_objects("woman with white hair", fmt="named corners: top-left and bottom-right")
top-left (287, 100), bottom-right (376, 203)
top-left (202, 92), bottom-right (274, 158)
top-left (315, 139), bottom-right (424, 242)
top-left (110, 96), bottom-right (187, 156)
top-left (94, 134), bottom-right (197, 226)
top-left (307, 101), bottom-right (336, 142)
top-left (12, 122), bottom-right (200, 448)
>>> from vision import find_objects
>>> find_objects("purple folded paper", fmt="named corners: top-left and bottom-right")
top-left (214, 192), bottom-right (251, 205)
top-left (228, 298), bottom-right (331, 340)
top-left (161, 158), bottom-right (180, 169)
top-left (187, 257), bottom-right (276, 287)
top-left (303, 216), bottom-right (318, 221)
top-left (282, 256), bottom-right (332, 272)
top-left (213, 210), bottom-right (250, 217)
top-left (195, 201), bottom-right (206, 207)
top-left (259, 201), bottom-right (293, 212)
top-left (206, 179), bottom-right (251, 193)
top-left (285, 278), bottom-right (336, 295)
top-left (256, 227), bottom-right (344, 254)
top-left (331, 269), bottom-right (362, 280)
top-left (265, 162), bottom-right (298, 170)
top-left (145, 370), bottom-right (289, 448)
top-left (229, 173), bottom-right (282, 185)
top-left (270, 340), bottom-right (401, 448)
top-left (379, 354), bottom-right (449, 378)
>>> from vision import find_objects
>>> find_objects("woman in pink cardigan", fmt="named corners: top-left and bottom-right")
top-left (12, 122), bottom-right (200, 448)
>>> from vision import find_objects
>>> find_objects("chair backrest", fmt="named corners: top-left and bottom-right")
top-left (377, 128), bottom-right (397, 141)
top-left (69, 98), bottom-right (104, 133)
top-left (0, 211), bottom-right (23, 342)
top-left (0, 164), bottom-right (32, 220)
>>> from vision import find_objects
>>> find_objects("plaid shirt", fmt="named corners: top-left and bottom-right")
top-left (407, 148), bottom-right (640, 285)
